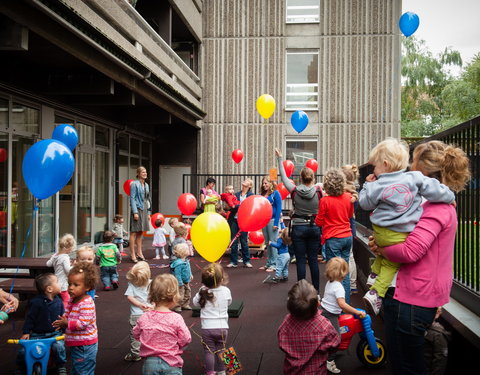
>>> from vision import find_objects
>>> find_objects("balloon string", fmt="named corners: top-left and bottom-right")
top-left (226, 231), bottom-right (241, 252)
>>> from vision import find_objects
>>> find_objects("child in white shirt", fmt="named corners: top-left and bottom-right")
top-left (152, 218), bottom-right (168, 260)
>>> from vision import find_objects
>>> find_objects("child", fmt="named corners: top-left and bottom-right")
top-left (193, 263), bottom-right (232, 375)
top-left (16, 273), bottom-right (66, 375)
top-left (170, 243), bottom-right (193, 312)
top-left (76, 246), bottom-right (97, 300)
top-left (202, 188), bottom-right (220, 213)
top-left (424, 307), bottom-right (450, 375)
top-left (153, 218), bottom-right (169, 260)
top-left (171, 224), bottom-right (188, 260)
top-left (124, 261), bottom-right (153, 362)
top-left (112, 214), bottom-right (128, 254)
top-left (220, 185), bottom-right (240, 220)
top-left (265, 227), bottom-right (292, 283)
top-left (320, 257), bottom-right (366, 373)
top-left (53, 262), bottom-right (99, 375)
top-left (358, 138), bottom-right (455, 314)
top-left (96, 231), bottom-right (122, 291)
top-left (278, 279), bottom-right (340, 375)
top-left (47, 233), bottom-right (76, 309)
top-left (132, 274), bottom-right (192, 374)
top-left (166, 217), bottom-right (179, 257)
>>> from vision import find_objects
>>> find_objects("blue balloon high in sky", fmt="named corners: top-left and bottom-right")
top-left (52, 124), bottom-right (78, 151)
top-left (22, 139), bottom-right (75, 200)
top-left (399, 11), bottom-right (420, 37)
top-left (290, 110), bottom-right (309, 133)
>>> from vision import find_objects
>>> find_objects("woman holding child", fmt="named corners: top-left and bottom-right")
top-left (368, 140), bottom-right (470, 375)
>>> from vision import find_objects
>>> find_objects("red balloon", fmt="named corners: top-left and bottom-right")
top-left (151, 213), bottom-right (165, 229)
top-left (306, 159), bottom-right (318, 173)
top-left (177, 193), bottom-right (197, 215)
top-left (277, 183), bottom-right (289, 200)
top-left (283, 160), bottom-right (294, 177)
top-left (237, 195), bottom-right (272, 232)
top-left (123, 179), bottom-right (134, 196)
top-left (0, 148), bottom-right (7, 163)
top-left (249, 230), bottom-right (264, 245)
top-left (232, 149), bottom-right (244, 164)
top-left (185, 223), bottom-right (192, 240)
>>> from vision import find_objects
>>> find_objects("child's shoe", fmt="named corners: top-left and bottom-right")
top-left (265, 267), bottom-right (275, 272)
top-left (244, 262), bottom-right (253, 268)
top-left (238, 258), bottom-right (243, 263)
top-left (366, 272), bottom-right (378, 287)
top-left (162, 255), bottom-right (169, 259)
top-left (290, 257), bottom-right (296, 264)
top-left (327, 360), bottom-right (341, 373)
top-left (154, 255), bottom-right (161, 260)
top-left (112, 281), bottom-right (119, 289)
top-left (263, 276), bottom-right (280, 283)
top-left (226, 263), bottom-right (237, 268)
top-left (182, 305), bottom-right (192, 310)
top-left (124, 353), bottom-right (142, 362)
top-left (279, 277), bottom-right (288, 282)
top-left (363, 289), bottom-right (383, 315)
top-left (103, 286), bottom-right (112, 291)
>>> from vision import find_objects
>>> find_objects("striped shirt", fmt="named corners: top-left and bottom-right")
top-left (65, 295), bottom-right (98, 346)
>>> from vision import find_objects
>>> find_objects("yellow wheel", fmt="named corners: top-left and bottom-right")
top-left (356, 338), bottom-right (387, 368)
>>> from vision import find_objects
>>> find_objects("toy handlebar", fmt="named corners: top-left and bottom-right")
top-left (7, 335), bottom-right (64, 344)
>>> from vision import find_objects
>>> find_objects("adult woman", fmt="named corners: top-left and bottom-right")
top-left (0, 288), bottom-right (19, 322)
top-left (259, 176), bottom-right (282, 272)
top-left (276, 148), bottom-right (322, 291)
top-left (369, 140), bottom-right (470, 375)
top-left (199, 177), bottom-right (220, 213)
top-left (226, 179), bottom-right (254, 268)
top-left (129, 166), bottom-right (152, 263)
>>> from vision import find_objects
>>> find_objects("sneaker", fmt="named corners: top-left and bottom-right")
top-left (124, 353), bottom-right (142, 362)
top-left (327, 360), bottom-right (341, 373)
top-left (112, 281), bottom-right (119, 289)
top-left (238, 258), bottom-right (243, 263)
top-left (244, 262), bottom-right (253, 268)
top-left (279, 277), bottom-right (288, 282)
top-left (265, 267), bottom-right (275, 272)
top-left (363, 289), bottom-right (382, 315)
top-left (103, 286), bottom-right (112, 291)
top-left (182, 305), bottom-right (192, 310)
top-left (290, 257), bottom-right (296, 264)
top-left (154, 255), bottom-right (161, 260)
top-left (173, 306), bottom-right (182, 313)
top-left (57, 367), bottom-right (67, 374)
top-left (264, 276), bottom-right (281, 284)
top-left (366, 272), bottom-right (378, 287)
top-left (226, 263), bottom-right (237, 268)
top-left (163, 255), bottom-right (169, 259)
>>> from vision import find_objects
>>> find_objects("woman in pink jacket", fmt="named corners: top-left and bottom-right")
top-left (369, 140), bottom-right (470, 375)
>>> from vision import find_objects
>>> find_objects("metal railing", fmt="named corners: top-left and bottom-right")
top-left (356, 115), bottom-right (480, 315)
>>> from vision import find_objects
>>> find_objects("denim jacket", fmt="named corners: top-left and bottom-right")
top-left (130, 180), bottom-right (151, 214)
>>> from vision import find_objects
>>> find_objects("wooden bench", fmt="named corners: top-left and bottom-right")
top-left (0, 278), bottom-right (36, 300)
top-left (0, 272), bottom-right (34, 279)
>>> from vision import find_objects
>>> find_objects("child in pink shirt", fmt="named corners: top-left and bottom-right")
top-left (133, 273), bottom-right (192, 373)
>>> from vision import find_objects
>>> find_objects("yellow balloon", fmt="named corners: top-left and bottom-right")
top-left (256, 94), bottom-right (276, 119)
top-left (190, 212), bottom-right (231, 263)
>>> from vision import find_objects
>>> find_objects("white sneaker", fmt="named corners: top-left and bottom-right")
top-left (327, 360), bottom-right (341, 373)
top-left (162, 255), bottom-right (169, 259)
top-left (238, 258), bottom-right (243, 263)
top-left (154, 255), bottom-right (160, 260)
top-left (244, 262), bottom-right (252, 268)
top-left (366, 272), bottom-right (378, 287)
top-left (363, 289), bottom-right (383, 315)
top-left (226, 263), bottom-right (237, 268)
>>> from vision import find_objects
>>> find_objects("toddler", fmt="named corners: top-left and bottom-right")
top-left (265, 227), bottom-right (292, 283)
top-left (278, 279), bottom-right (340, 375)
top-left (76, 246), bottom-right (96, 300)
top-left (16, 273), bottom-right (66, 375)
top-left (132, 274), bottom-right (192, 374)
top-left (171, 224), bottom-right (189, 259)
top-left (193, 263), bottom-right (232, 375)
top-left (96, 231), bottom-right (122, 291)
top-left (124, 261), bottom-right (153, 362)
top-left (153, 218), bottom-right (169, 260)
top-left (359, 138), bottom-right (455, 314)
top-left (53, 262), bottom-right (99, 375)
top-left (220, 185), bottom-right (240, 219)
top-left (202, 188), bottom-right (220, 213)
top-left (320, 257), bottom-right (366, 373)
top-left (170, 243), bottom-right (193, 312)
top-left (112, 214), bottom-right (128, 253)
top-left (166, 217), bottom-right (180, 257)
top-left (47, 234), bottom-right (76, 309)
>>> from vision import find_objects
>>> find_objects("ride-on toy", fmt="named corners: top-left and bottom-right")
top-left (338, 310), bottom-right (387, 368)
top-left (7, 335), bottom-right (65, 375)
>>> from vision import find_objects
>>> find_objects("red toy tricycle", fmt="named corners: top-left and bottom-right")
top-left (338, 310), bottom-right (387, 368)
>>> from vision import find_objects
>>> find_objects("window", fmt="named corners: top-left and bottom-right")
top-left (286, 51), bottom-right (319, 110)
top-left (11, 102), bottom-right (39, 134)
top-left (285, 138), bottom-right (318, 176)
top-left (286, 0), bottom-right (320, 23)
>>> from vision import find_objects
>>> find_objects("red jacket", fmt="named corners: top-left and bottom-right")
top-left (220, 193), bottom-right (240, 219)
top-left (315, 193), bottom-right (353, 242)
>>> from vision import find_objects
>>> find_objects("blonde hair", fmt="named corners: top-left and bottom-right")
top-left (323, 168), bottom-right (346, 197)
top-left (126, 261), bottom-right (151, 287)
top-left (243, 178), bottom-right (253, 191)
top-left (149, 274), bottom-right (179, 305)
top-left (173, 224), bottom-right (188, 238)
top-left (280, 227), bottom-right (293, 246)
top-left (136, 166), bottom-right (146, 178)
top-left (341, 164), bottom-right (359, 184)
top-left (173, 243), bottom-right (190, 259)
top-left (260, 176), bottom-right (274, 196)
top-left (413, 141), bottom-right (471, 192)
top-left (369, 138), bottom-right (409, 172)
top-left (198, 263), bottom-right (229, 308)
top-left (300, 167), bottom-right (315, 185)
top-left (58, 234), bottom-right (76, 253)
top-left (224, 185), bottom-right (234, 193)
top-left (76, 246), bottom-right (95, 261)
top-left (325, 257), bottom-right (349, 282)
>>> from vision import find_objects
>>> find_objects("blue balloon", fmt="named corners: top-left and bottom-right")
top-left (399, 12), bottom-right (420, 37)
top-left (52, 124), bottom-right (78, 151)
top-left (22, 139), bottom-right (75, 200)
top-left (290, 110), bottom-right (309, 133)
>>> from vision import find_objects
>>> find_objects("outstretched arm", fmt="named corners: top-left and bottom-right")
top-left (275, 148), bottom-right (295, 192)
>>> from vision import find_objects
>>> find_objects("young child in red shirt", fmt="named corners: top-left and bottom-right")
top-left (220, 185), bottom-right (240, 219)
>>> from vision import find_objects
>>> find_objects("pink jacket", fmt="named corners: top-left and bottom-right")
top-left (384, 202), bottom-right (456, 308)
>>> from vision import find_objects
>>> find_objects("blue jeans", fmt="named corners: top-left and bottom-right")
top-left (324, 236), bottom-right (352, 303)
top-left (275, 252), bottom-right (290, 279)
top-left (383, 289), bottom-right (436, 375)
top-left (16, 331), bottom-right (66, 369)
top-left (143, 357), bottom-right (182, 375)
top-left (291, 224), bottom-right (321, 291)
top-left (100, 266), bottom-right (119, 288)
top-left (70, 342), bottom-right (98, 375)
top-left (229, 219), bottom-right (250, 265)
top-left (262, 219), bottom-right (278, 268)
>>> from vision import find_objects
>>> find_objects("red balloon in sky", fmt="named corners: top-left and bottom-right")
top-left (277, 183), bottom-right (289, 200)
top-left (177, 193), bottom-right (197, 215)
top-left (237, 195), bottom-right (272, 232)
top-left (249, 230), bottom-right (264, 244)
top-left (305, 159), bottom-right (318, 173)
top-left (0, 148), bottom-right (7, 163)
top-left (283, 160), bottom-right (294, 177)
top-left (151, 213), bottom-right (165, 229)
top-left (123, 179), bottom-right (134, 196)
top-left (232, 149), bottom-right (244, 164)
